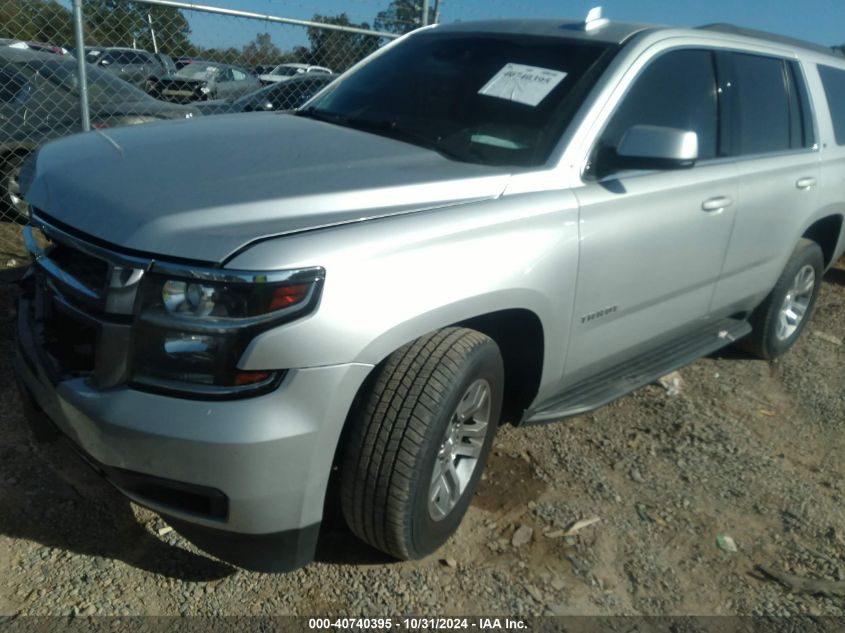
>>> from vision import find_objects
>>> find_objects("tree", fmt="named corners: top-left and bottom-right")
top-left (0, 0), bottom-right (74, 46)
top-left (306, 13), bottom-right (381, 72)
top-left (137, 4), bottom-right (193, 57)
top-left (241, 32), bottom-right (281, 67)
top-left (85, 0), bottom-right (192, 55)
top-left (374, 0), bottom-right (434, 35)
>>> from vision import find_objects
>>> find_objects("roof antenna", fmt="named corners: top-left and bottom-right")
top-left (584, 6), bottom-right (609, 31)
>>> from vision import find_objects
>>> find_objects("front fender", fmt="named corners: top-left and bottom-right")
top-left (229, 190), bottom-right (580, 392)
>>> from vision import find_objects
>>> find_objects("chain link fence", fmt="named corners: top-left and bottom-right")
top-left (0, 0), bottom-right (420, 265)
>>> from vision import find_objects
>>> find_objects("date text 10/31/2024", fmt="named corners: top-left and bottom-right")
top-left (307, 618), bottom-right (528, 630)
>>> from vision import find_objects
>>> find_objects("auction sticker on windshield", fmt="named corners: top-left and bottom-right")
top-left (478, 63), bottom-right (567, 106)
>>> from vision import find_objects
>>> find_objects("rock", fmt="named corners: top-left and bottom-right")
top-left (716, 534), bottom-right (738, 553)
top-left (630, 468), bottom-right (645, 483)
top-left (812, 331), bottom-right (843, 346)
top-left (440, 558), bottom-right (457, 568)
top-left (511, 525), bottom-right (533, 548)
top-left (550, 578), bottom-right (566, 591)
top-left (547, 603), bottom-right (576, 616)
top-left (525, 584), bottom-right (543, 603)
top-left (657, 370), bottom-right (684, 396)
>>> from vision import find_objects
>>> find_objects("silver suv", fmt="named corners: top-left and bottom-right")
top-left (14, 15), bottom-right (845, 571)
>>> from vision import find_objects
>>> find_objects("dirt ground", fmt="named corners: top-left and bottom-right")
top-left (0, 257), bottom-right (843, 617)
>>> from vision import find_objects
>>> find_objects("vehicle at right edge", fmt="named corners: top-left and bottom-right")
top-left (14, 12), bottom-right (845, 572)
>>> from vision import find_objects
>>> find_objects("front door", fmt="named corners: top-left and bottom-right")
top-left (565, 48), bottom-right (736, 384)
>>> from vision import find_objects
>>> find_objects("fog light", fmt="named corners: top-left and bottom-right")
top-left (164, 333), bottom-right (217, 360)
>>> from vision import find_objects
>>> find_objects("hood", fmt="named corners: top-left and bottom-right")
top-left (25, 112), bottom-right (511, 262)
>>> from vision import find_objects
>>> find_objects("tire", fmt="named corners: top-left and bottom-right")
top-left (1, 152), bottom-right (31, 223)
top-left (340, 327), bottom-right (504, 560)
top-left (739, 238), bottom-right (824, 359)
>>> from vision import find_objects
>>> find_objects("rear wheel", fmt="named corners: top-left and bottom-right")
top-left (340, 327), bottom-right (503, 560)
top-left (740, 238), bottom-right (824, 359)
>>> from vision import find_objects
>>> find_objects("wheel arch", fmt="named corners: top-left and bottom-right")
top-left (453, 308), bottom-right (544, 425)
top-left (329, 306), bottom-right (546, 469)
top-left (802, 213), bottom-right (844, 269)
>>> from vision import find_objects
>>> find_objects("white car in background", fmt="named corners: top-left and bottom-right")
top-left (0, 38), bottom-right (73, 57)
top-left (258, 62), bottom-right (332, 85)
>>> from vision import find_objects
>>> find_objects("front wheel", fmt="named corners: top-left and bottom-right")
top-left (740, 238), bottom-right (824, 359)
top-left (340, 327), bottom-right (503, 560)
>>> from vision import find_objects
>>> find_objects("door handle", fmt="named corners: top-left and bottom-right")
top-left (701, 196), bottom-right (733, 212)
top-left (796, 177), bottom-right (817, 190)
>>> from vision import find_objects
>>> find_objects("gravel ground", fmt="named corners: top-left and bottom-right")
top-left (0, 257), bottom-right (843, 617)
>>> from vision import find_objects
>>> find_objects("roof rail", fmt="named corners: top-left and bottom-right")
top-left (697, 23), bottom-right (844, 57)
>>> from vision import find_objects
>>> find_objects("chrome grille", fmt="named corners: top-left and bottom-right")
top-left (22, 214), bottom-right (150, 388)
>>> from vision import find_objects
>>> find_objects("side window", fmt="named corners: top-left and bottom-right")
top-left (729, 53), bottom-right (795, 155)
top-left (817, 64), bottom-right (845, 145)
top-left (599, 49), bottom-right (718, 162)
top-left (232, 69), bottom-right (247, 81)
top-left (0, 68), bottom-right (26, 103)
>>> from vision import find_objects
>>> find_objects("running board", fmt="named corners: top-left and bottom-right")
top-left (521, 318), bottom-right (751, 425)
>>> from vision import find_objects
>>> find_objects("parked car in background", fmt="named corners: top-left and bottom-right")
top-left (157, 61), bottom-right (261, 103)
top-left (84, 47), bottom-right (172, 95)
top-left (195, 73), bottom-right (337, 115)
top-left (258, 62), bottom-right (332, 85)
top-left (253, 64), bottom-right (275, 76)
top-left (0, 38), bottom-right (72, 57)
top-left (0, 48), bottom-right (198, 221)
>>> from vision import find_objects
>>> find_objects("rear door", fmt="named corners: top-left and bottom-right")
top-left (215, 67), bottom-right (236, 99)
top-left (565, 47), bottom-right (737, 383)
top-left (230, 68), bottom-right (254, 98)
top-left (710, 52), bottom-right (820, 313)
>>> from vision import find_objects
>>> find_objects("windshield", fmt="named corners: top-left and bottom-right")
top-left (302, 32), bottom-right (614, 166)
top-left (175, 63), bottom-right (221, 80)
top-left (157, 54), bottom-right (177, 73)
top-left (24, 59), bottom-right (150, 102)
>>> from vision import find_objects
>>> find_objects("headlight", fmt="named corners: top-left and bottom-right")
top-left (131, 265), bottom-right (324, 398)
top-left (199, 85), bottom-right (211, 94)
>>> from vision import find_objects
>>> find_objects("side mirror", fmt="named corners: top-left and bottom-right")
top-left (615, 124), bottom-right (698, 171)
top-left (99, 59), bottom-right (110, 66)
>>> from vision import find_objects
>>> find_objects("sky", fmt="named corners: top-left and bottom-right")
top-left (177, 0), bottom-right (845, 52)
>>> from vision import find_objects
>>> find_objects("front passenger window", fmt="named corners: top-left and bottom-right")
top-left (598, 49), bottom-right (719, 163)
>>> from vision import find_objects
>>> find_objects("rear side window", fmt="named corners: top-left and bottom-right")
top-left (599, 49), bottom-right (719, 161)
top-left (818, 64), bottom-right (845, 145)
top-left (727, 53), bottom-right (812, 155)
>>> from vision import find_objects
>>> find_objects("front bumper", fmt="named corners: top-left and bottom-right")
top-left (15, 289), bottom-right (372, 571)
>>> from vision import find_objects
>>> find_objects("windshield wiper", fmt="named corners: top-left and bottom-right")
top-left (298, 109), bottom-right (466, 161)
